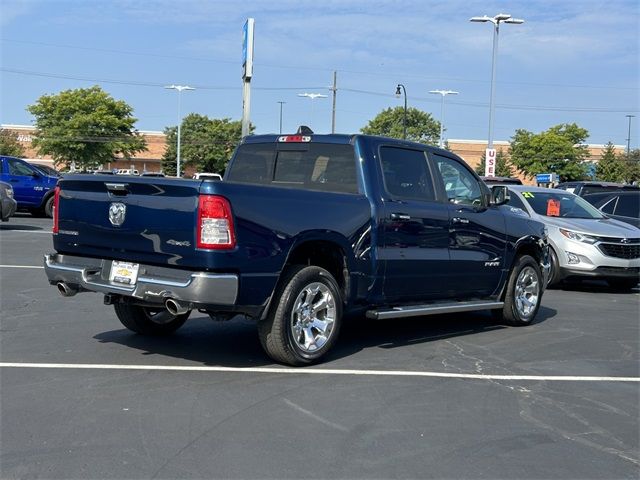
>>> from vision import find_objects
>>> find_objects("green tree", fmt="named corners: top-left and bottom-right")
top-left (161, 114), bottom-right (248, 176)
top-left (0, 129), bottom-right (26, 157)
top-left (361, 106), bottom-right (440, 145)
top-left (621, 149), bottom-right (640, 184)
top-left (27, 86), bottom-right (146, 170)
top-left (474, 148), bottom-right (514, 177)
top-left (595, 142), bottom-right (626, 182)
top-left (509, 123), bottom-right (590, 181)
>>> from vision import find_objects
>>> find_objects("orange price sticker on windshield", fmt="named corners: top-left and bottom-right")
top-left (547, 199), bottom-right (561, 217)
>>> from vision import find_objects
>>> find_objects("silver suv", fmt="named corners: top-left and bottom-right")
top-left (502, 186), bottom-right (639, 291)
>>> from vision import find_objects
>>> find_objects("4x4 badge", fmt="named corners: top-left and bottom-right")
top-left (109, 202), bottom-right (126, 226)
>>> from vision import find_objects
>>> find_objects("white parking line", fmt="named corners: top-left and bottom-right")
top-left (0, 230), bottom-right (51, 234)
top-left (0, 265), bottom-right (44, 269)
top-left (0, 362), bottom-right (638, 383)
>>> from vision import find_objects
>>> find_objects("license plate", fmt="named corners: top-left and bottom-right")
top-left (109, 261), bottom-right (140, 285)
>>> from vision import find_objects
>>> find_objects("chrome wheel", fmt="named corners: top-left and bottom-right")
top-left (515, 266), bottom-right (540, 318)
top-left (290, 282), bottom-right (336, 353)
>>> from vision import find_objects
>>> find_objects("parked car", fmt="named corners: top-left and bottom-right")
top-left (192, 172), bottom-right (222, 180)
top-left (93, 170), bottom-right (116, 175)
top-left (0, 181), bottom-right (17, 222)
top-left (44, 131), bottom-right (550, 366)
top-left (555, 181), bottom-right (639, 197)
top-left (480, 176), bottom-right (523, 185)
top-left (500, 185), bottom-right (639, 290)
top-left (583, 191), bottom-right (640, 228)
top-left (116, 169), bottom-right (139, 175)
top-left (0, 156), bottom-right (58, 217)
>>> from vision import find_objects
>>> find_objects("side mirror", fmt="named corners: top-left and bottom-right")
top-left (31, 171), bottom-right (41, 179)
top-left (490, 185), bottom-right (510, 206)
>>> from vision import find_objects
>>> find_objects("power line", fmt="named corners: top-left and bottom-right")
top-left (2, 38), bottom-right (637, 91)
top-left (0, 67), bottom-right (324, 91)
top-left (340, 87), bottom-right (639, 113)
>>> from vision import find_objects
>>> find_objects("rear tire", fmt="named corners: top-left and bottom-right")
top-left (43, 195), bottom-right (54, 218)
top-left (114, 303), bottom-right (189, 335)
top-left (257, 265), bottom-right (343, 366)
top-left (498, 255), bottom-right (543, 326)
top-left (607, 278), bottom-right (639, 291)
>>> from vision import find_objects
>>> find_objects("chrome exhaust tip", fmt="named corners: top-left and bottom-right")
top-left (57, 282), bottom-right (78, 297)
top-left (165, 298), bottom-right (190, 316)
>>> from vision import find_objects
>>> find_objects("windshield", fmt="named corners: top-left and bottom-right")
top-left (520, 191), bottom-right (605, 219)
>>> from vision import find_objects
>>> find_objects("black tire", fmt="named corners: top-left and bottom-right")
top-left (114, 303), bottom-right (189, 335)
top-left (257, 265), bottom-right (343, 366)
top-left (607, 278), bottom-right (639, 291)
top-left (43, 195), bottom-right (54, 218)
top-left (547, 248), bottom-right (561, 287)
top-left (498, 255), bottom-right (543, 326)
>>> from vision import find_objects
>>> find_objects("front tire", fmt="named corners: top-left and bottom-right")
top-left (547, 248), bottom-right (561, 287)
top-left (498, 255), bottom-right (543, 326)
top-left (258, 265), bottom-right (343, 366)
top-left (114, 303), bottom-right (189, 335)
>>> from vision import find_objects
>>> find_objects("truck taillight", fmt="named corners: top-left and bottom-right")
top-left (52, 186), bottom-right (60, 234)
top-left (196, 195), bottom-right (236, 250)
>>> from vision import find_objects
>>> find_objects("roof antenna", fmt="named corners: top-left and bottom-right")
top-left (297, 125), bottom-right (314, 135)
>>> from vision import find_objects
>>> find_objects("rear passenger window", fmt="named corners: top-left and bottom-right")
top-left (615, 196), bottom-right (639, 218)
top-left (600, 197), bottom-right (617, 215)
top-left (379, 147), bottom-right (435, 201)
top-left (227, 143), bottom-right (358, 194)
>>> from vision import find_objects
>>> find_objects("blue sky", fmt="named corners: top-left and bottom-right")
top-left (1, 0), bottom-right (638, 146)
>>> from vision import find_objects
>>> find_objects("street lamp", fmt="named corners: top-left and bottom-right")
top-left (395, 84), bottom-right (407, 139)
top-left (164, 84), bottom-right (195, 178)
top-left (297, 93), bottom-right (328, 129)
top-left (429, 89), bottom-right (459, 148)
top-left (470, 13), bottom-right (524, 150)
top-left (277, 101), bottom-right (286, 134)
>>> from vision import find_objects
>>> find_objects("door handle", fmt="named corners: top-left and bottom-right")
top-left (390, 213), bottom-right (411, 221)
top-left (452, 217), bottom-right (470, 224)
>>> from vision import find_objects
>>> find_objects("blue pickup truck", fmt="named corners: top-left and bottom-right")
top-left (44, 132), bottom-right (549, 365)
top-left (0, 156), bottom-right (59, 217)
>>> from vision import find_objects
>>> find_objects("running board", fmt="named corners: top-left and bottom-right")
top-left (366, 301), bottom-right (504, 320)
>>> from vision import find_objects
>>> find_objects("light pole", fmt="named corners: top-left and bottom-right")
top-left (429, 89), bottom-right (459, 148)
top-left (626, 115), bottom-right (635, 154)
top-left (277, 101), bottom-right (286, 134)
top-left (297, 92), bottom-right (327, 129)
top-left (395, 84), bottom-right (407, 139)
top-left (470, 13), bottom-right (524, 150)
top-left (164, 84), bottom-right (195, 178)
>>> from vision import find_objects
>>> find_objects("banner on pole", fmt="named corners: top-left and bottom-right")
top-left (484, 148), bottom-right (496, 177)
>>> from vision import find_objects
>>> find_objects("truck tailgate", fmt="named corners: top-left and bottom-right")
top-left (55, 175), bottom-right (209, 268)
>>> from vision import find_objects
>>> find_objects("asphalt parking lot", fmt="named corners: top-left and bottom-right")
top-left (1, 214), bottom-right (638, 479)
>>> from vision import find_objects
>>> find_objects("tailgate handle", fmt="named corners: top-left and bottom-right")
top-left (105, 183), bottom-right (129, 195)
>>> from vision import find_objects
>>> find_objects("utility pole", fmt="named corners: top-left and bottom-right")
top-left (241, 18), bottom-right (255, 138)
top-left (429, 89), bottom-right (459, 148)
top-left (626, 115), bottom-right (635, 154)
top-left (277, 101), bottom-right (286, 134)
top-left (330, 71), bottom-right (337, 133)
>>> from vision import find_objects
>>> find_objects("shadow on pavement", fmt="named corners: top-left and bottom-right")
top-left (0, 224), bottom-right (46, 231)
top-left (552, 279), bottom-right (639, 294)
top-left (93, 305), bottom-right (557, 367)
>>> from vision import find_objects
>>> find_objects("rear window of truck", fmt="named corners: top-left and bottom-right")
top-left (226, 143), bottom-right (358, 194)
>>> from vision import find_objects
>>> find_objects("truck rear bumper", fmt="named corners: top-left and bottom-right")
top-left (44, 253), bottom-right (238, 306)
